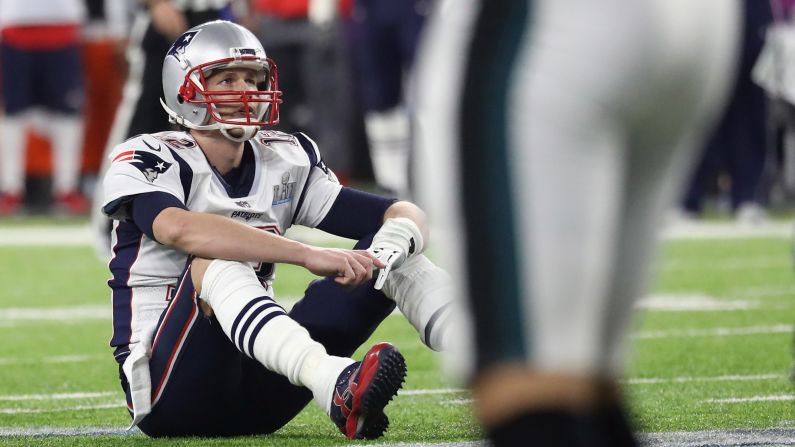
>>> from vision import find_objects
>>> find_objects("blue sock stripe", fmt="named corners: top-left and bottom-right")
top-left (236, 301), bottom-right (280, 354)
top-left (424, 302), bottom-right (452, 348)
top-left (247, 310), bottom-right (287, 359)
top-left (230, 296), bottom-right (272, 343)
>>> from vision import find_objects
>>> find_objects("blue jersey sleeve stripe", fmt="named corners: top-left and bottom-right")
top-left (169, 148), bottom-right (193, 203)
top-left (293, 132), bottom-right (320, 166)
top-left (291, 169), bottom-right (313, 225)
top-left (290, 133), bottom-right (322, 225)
top-left (131, 192), bottom-right (188, 242)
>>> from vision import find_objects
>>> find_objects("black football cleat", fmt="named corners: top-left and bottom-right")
top-left (329, 342), bottom-right (407, 439)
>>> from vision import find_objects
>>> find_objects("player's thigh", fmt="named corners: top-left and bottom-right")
top-left (288, 234), bottom-right (396, 357)
top-left (0, 43), bottom-right (34, 115)
top-left (464, 0), bottom-right (633, 373)
top-left (40, 46), bottom-right (84, 114)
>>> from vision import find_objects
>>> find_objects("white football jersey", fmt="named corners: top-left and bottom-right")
top-left (102, 129), bottom-right (341, 360)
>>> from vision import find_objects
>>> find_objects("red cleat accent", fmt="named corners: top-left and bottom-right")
top-left (329, 342), bottom-right (407, 439)
top-left (0, 193), bottom-right (23, 217)
top-left (53, 191), bottom-right (90, 216)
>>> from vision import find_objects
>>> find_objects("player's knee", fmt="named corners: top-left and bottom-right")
top-left (190, 257), bottom-right (213, 295)
top-left (190, 258), bottom-right (215, 317)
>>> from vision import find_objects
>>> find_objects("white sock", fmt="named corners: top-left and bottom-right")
top-left (48, 113), bottom-right (84, 194)
top-left (382, 255), bottom-right (456, 351)
top-left (200, 259), bottom-right (353, 413)
top-left (365, 107), bottom-right (410, 197)
top-left (0, 113), bottom-right (29, 194)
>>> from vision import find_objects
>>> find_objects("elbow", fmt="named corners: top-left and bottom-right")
top-left (152, 208), bottom-right (192, 249)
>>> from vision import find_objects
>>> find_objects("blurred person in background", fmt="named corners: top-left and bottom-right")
top-left (91, 0), bottom-right (231, 256)
top-left (414, 0), bottom-right (739, 445)
top-left (80, 0), bottom-right (130, 196)
top-left (248, 0), bottom-right (358, 184)
top-left (347, 0), bottom-right (432, 198)
top-left (105, 0), bottom-right (232, 145)
top-left (0, 0), bottom-right (88, 216)
top-left (679, 0), bottom-right (773, 224)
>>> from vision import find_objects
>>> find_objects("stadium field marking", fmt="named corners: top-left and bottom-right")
top-left (0, 354), bottom-right (102, 365)
top-left (0, 220), bottom-right (790, 248)
top-left (0, 306), bottom-right (109, 321)
top-left (0, 391), bottom-right (116, 402)
top-left (0, 427), bottom-right (140, 437)
top-left (441, 399), bottom-right (473, 405)
top-left (0, 291), bottom-right (773, 326)
top-left (624, 373), bottom-right (783, 385)
top-left (0, 401), bottom-right (125, 414)
top-left (704, 394), bottom-right (795, 404)
top-left (636, 294), bottom-right (759, 312)
top-left (399, 388), bottom-right (465, 396)
top-left (632, 324), bottom-right (793, 339)
top-left (642, 428), bottom-right (795, 446)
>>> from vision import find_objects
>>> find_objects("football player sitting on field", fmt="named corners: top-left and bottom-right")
top-left (100, 20), bottom-right (455, 439)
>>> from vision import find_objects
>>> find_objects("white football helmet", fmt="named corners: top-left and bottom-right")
top-left (161, 20), bottom-right (282, 142)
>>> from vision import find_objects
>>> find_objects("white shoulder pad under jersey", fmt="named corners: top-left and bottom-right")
top-left (273, 131), bottom-right (343, 228)
top-left (102, 132), bottom-right (190, 220)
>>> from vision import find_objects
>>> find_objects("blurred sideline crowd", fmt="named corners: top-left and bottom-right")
top-left (0, 0), bottom-right (792, 222)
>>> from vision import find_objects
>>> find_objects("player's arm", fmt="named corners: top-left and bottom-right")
top-left (316, 188), bottom-right (426, 240)
top-left (131, 192), bottom-right (380, 285)
top-left (316, 188), bottom-right (429, 289)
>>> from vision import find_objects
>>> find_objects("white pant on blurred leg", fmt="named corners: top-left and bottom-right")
top-left (415, 0), bottom-right (740, 381)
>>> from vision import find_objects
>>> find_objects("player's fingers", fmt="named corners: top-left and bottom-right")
top-left (346, 253), bottom-right (372, 284)
top-left (350, 251), bottom-right (376, 270)
top-left (361, 249), bottom-right (386, 268)
top-left (336, 259), bottom-right (356, 285)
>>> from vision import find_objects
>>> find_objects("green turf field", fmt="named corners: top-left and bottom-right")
top-left (0, 223), bottom-right (794, 445)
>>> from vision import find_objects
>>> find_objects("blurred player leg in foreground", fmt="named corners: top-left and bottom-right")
top-left (415, 0), bottom-right (740, 445)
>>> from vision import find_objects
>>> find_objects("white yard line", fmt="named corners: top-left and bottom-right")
top-left (0, 392), bottom-right (116, 402)
top-left (642, 428), bottom-right (795, 446)
top-left (0, 355), bottom-right (102, 365)
top-left (0, 306), bottom-right (110, 320)
top-left (0, 291), bottom-right (776, 326)
top-left (0, 220), bottom-right (791, 248)
top-left (0, 426), bottom-right (140, 437)
top-left (0, 401), bottom-right (125, 414)
top-left (635, 294), bottom-right (760, 312)
top-left (632, 324), bottom-right (794, 339)
top-left (625, 373), bottom-right (783, 385)
top-left (399, 388), bottom-right (465, 396)
top-left (0, 226), bottom-right (92, 246)
top-left (704, 394), bottom-right (795, 404)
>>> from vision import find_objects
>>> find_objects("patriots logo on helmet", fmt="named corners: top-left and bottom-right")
top-left (113, 150), bottom-right (173, 182)
top-left (167, 30), bottom-right (201, 59)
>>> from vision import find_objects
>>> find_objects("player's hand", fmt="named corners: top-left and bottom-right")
top-left (303, 247), bottom-right (384, 286)
top-left (149, 0), bottom-right (188, 41)
top-left (368, 218), bottom-right (425, 290)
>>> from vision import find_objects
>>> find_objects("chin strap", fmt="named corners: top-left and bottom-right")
top-left (219, 123), bottom-right (260, 142)
top-left (160, 98), bottom-right (261, 142)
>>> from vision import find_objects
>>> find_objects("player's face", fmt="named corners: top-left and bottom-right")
top-left (204, 67), bottom-right (265, 120)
